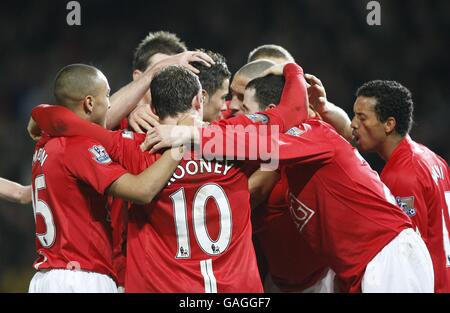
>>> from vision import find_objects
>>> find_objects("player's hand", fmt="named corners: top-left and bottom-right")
top-left (149, 51), bottom-right (215, 75)
top-left (305, 73), bottom-right (327, 112)
top-left (259, 62), bottom-right (290, 77)
top-left (128, 104), bottom-right (160, 133)
top-left (140, 125), bottom-right (196, 153)
top-left (27, 117), bottom-right (42, 141)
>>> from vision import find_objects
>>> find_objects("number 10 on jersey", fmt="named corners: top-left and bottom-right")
top-left (170, 184), bottom-right (232, 259)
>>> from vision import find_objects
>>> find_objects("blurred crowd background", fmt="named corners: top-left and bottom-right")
top-left (0, 0), bottom-right (449, 292)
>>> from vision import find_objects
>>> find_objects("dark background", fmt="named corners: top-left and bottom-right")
top-left (0, 0), bottom-right (449, 292)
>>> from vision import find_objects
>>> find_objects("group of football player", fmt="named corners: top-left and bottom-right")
top-left (1, 30), bottom-right (449, 293)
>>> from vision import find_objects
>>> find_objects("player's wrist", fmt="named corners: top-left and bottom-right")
top-left (284, 63), bottom-right (303, 77)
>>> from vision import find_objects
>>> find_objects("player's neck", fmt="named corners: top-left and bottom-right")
top-left (160, 117), bottom-right (178, 125)
top-left (377, 134), bottom-right (404, 162)
top-left (160, 110), bottom-right (200, 125)
top-left (71, 106), bottom-right (91, 122)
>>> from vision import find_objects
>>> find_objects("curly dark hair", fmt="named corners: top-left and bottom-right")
top-left (191, 49), bottom-right (231, 96)
top-left (133, 31), bottom-right (187, 71)
top-left (246, 74), bottom-right (285, 110)
top-left (150, 65), bottom-right (201, 119)
top-left (356, 80), bottom-right (414, 136)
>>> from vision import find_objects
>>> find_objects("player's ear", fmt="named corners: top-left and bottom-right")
top-left (83, 95), bottom-right (95, 114)
top-left (132, 69), bottom-right (143, 81)
top-left (150, 102), bottom-right (157, 116)
top-left (201, 89), bottom-right (209, 106)
top-left (384, 116), bottom-right (397, 134)
top-left (266, 103), bottom-right (276, 110)
top-left (192, 92), bottom-right (202, 112)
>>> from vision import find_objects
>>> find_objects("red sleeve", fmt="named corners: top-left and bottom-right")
top-left (32, 104), bottom-right (115, 151)
top-left (262, 63), bottom-right (308, 132)
top-left (110, 131), bottom-right (157, 175)
top-left (212, 63), bottom-right (308, 132)
top-left (198, 121), bottom-right (334, 167)
top-left (64, 138), bottom-right (128, 195)
top-left (276, 128), bottom-right (335, 166)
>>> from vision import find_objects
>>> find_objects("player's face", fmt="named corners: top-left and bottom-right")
top-left (242, 88), bottom-right (263, 114)
top-left (229, 74), bottom-right (249, 116)
top-left (351, 96), bottom-right (386, 152)
top-left (203, 79), bottom-right (229, 122)
top-left (91, 74), bottom-right (111, 128)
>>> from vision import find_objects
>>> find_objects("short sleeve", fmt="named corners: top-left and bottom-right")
top-left (64, 137), bottom-right (128, 195)
top-left (108, 131), bottom-right (157, 175)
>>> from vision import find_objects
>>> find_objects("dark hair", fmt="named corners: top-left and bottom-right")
top-left (192, 50), bottom-right (231, 96)
top-left (150, 65), bottom-right (201, 119)
top-left (248, 44), bottom-right (294, 63)
top-left (356, 80), bottom-right (414, 136)
top-left (246, 75), bottom-right (285, 110)
top-left (133, 31), bottom-right (187, 71)
top-left (54, 63), bottom-right (101, 108)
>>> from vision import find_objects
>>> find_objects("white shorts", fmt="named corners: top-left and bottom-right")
top-left (264, 268), bottom-right (336, 293)
top-left (362, 228), bottom-right (434, 293)
top-left (29, 269), bottom-right (118, 293)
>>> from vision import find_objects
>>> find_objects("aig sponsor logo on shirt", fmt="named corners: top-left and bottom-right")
top-left (289, 193), bottom-right (315, 232)
top-left (89, 145), bottom-right (112, 164)
top-left (396, 196), bottom-right (416, 218)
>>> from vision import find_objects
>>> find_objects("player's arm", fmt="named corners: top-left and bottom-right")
top-left (66, 136), bottom-right (183, 205)
top-left (305, 73), bottom-right (352, 141)
top-left (214, 63), bottom-right (308, 133)
top-left (248, 169), bottom-right (280, 209)
top-left (106, 147), bottom-right (184, 204)
top-left (106, 51), bottom-right (215, 130)
top-left (0, 178), bottom-right (32, 204)
top-left (30, 104), bottom-right (115, 151)
top-left (141, 63), bottom-right (310, 153)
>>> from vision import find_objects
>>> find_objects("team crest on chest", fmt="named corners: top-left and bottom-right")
top-left (396, 196), bottom-right (416, 218)
top-left (89, 145), bottom-right (112, 164)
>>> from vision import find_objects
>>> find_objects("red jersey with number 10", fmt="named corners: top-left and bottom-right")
top-left (105, 131), bottom-right (263, 293)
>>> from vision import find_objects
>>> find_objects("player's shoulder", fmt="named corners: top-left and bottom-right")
top-left (64, 135), bottom-right (105, 149)
top-left (62, 136), bottom-right (112, 162)
top-left (383, 145), bottom-right (431, 189)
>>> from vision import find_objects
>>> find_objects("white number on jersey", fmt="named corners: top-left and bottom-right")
top-left (32, 175), bottom-right (56, 248)
top-left (443, 191), bottom-right (450, 267)
top-left (171, 183), bottom-right (232, 259)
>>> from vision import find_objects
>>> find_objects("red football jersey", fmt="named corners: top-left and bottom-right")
top-left (200, 118), bottom-right (414, 292)
top-left (104, 130), bottom-right (263, 292)
top-left (252, 116), bottom-right (330, 292)
top-left (108, 196), bottom-right (128, 286)
top-left (381, 135), bottom-right (450, 292)
top-left (252, 170), bottom-right (328, 292)
top-left (31, 135), bottom-right (127, 281)
top-left (29, 62), bottom-right (308, 292)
